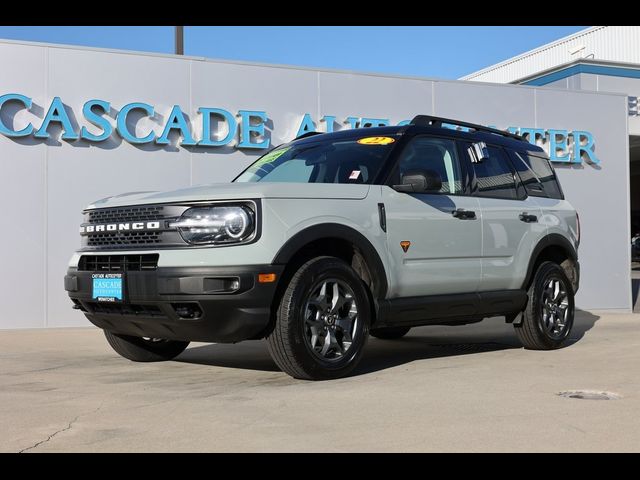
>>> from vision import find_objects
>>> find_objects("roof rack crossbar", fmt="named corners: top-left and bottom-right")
top-left (410, 115), bottom-right (526, 142)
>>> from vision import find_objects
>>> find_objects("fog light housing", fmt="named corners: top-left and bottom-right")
top-left (172, 303), bottom-right (203, 320)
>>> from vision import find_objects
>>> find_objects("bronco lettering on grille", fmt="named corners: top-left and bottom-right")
top-left (80, 221), bottom-right (161, 234)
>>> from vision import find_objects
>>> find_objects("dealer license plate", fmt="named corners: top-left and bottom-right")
top-left (92, 273), bottom-right (124, 302)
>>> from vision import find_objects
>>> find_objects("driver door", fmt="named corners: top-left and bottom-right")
top-left (382, 135), bottom-right (482, 298)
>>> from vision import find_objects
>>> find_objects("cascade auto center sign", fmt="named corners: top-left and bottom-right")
top-left (0, 94), bottom-right (600, 164)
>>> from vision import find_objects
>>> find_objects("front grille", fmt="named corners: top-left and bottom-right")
top-left (81, 204), bottom-right (189, 250)
top-left (87, 205), bottom-right (165, 223)
top-left (78, 254), bottom-right (159, 272)
top-left (87, 231), bottom-right (161, 247)
top-left (87, 302), bottom-right (165, 317)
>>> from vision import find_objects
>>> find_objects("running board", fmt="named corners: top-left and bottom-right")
top-left (377, 290), bottom-right (527, 327)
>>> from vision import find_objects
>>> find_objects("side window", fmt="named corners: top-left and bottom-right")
top-left (396, 136), bottom-right (462, 194)
top-left (471, 146), bottom-right (519, 200)
top-left (511, 151), bottom-right (564, 200)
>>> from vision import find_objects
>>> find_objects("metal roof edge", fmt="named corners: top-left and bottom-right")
top-left (459, 26), bottom-right (604, 80)
top-left (430, 75), bottom-right (628, 98)
top-left (511, 58), bottom-right (640, 84)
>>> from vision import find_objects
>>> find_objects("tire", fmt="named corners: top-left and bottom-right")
top-left (370, 326), bottom-right (411, 340)
top-left (515, 261), bottom-right (575, 350)
top-left (266, 256), bottom-right (371, 380)
top-left (104, 331), bottom-right (190, 362)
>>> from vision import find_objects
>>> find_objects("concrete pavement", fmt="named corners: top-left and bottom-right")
top-left (1, 310), bottom-right (639, 452)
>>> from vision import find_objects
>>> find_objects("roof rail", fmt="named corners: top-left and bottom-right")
top-left (410, 115), bottom-right (526, 142)
top-left (294, 131), bottom-right (324, 141)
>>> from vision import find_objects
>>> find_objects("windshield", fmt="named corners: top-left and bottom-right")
top-left (234, 135), bottom-right (399, 184)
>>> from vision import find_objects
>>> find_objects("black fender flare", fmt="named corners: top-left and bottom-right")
top-left (272, 223), bottom-right (388, 299)
top-left (522, 233), bottom-right (578, 290)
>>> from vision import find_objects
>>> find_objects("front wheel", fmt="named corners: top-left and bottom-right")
top-left (267, 256), bottom-right (371, 380)
top-left (514, 261), bottom-right (575, 350)
top-left (104, 331), bottom-right (190, 362)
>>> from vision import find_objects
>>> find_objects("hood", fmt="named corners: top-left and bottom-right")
top-left (86, 182), bottom-right (371, 210)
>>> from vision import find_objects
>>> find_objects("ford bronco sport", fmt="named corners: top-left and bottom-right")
top-left (65, 115), bottom-right (580, 380)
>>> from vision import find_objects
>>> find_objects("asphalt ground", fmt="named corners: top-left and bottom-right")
top-left (1, 310), bottom-right (638, 452)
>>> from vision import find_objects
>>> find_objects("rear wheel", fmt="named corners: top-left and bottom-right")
top-left (266, 256), bottom-right (370, 380)
top-left (515, 261), bottom-right (575, 350)
top-left (104, 331), bottom-right (190, 362)
top-left (370, 326), bottom-right (411, 340)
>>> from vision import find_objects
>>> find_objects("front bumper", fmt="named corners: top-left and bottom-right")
top-left (65, 264), bottom-right (284, 343)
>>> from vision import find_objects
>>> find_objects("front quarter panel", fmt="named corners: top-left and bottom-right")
top-left (264, 188), bottom-right (390, 290)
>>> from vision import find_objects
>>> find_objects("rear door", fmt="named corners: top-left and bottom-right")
top-left (508, 148), bottom-right (579, 259)
top-left (463, 143), bottom-right (545, 291)
top-left (382, 135), bottom-right (482, 298)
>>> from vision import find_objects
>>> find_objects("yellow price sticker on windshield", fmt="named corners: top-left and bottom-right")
top-left (357, 136), bottom-right (395, 145)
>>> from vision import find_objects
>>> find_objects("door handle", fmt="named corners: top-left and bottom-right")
top-left (519, 212), bottom-right (538, 223)
top-left (452, 208), bottom-right (476, 220)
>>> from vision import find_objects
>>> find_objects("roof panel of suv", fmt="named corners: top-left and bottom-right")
top-left (289, 123), bottom-right (545, 155)
top-left (291, 126), bottom-right (406, 145)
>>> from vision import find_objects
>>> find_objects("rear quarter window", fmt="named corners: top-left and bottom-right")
top-left (509, 150), bottom-right (564, 200)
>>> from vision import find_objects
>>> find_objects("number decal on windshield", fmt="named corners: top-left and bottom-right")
top-left (357, 136), bottom-right (395, 146)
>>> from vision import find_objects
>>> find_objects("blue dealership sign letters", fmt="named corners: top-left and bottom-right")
top-left (0, 93), bottom-right (599, 165)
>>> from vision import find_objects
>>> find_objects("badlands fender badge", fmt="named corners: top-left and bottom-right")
top-left (400, 241), bottom-right (411, 253)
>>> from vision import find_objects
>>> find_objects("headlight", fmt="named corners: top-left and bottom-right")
top-left (170, 204), bottom-right (256, 245)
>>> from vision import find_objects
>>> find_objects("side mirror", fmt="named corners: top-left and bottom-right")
top-left (393, 169), bottom-right (442, 193)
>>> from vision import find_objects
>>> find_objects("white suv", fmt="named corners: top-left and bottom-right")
top-left (65, 115), bottom-right (580, 380)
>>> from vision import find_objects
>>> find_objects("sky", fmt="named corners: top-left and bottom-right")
top-left (0, 26), bottom-right (588, 79)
